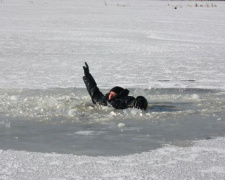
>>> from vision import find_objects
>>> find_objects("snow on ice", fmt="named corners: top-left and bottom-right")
top-left (0, 0), bottom-right (225, 179)
top-left (1, 137), bottom-right (225, 179)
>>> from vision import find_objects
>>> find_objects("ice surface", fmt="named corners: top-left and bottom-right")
top-left (1, 137), bottom-right (225, 179)
top-left (1, 0), bottom-right (225, 179)
top-left (0, 0), bottom-right (225, 89)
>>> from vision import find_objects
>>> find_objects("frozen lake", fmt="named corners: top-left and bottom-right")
top-left (0, 0), bottom-right (225, 179)
top-left (0, 88), bottom-right (225, 156)
top-left (0, 0), bottom-right (225, 90)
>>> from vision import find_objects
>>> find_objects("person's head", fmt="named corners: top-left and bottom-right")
top-left (108, 86), bottom-right (124, 100)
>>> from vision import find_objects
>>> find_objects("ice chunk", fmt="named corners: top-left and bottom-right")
top-left (191, 94), bottom-right (200, 101)
top-left (75, 131), bottom-right (95, 136)
top-left (10, 96), bottom-right (18, 101)
top-left (110, 111), bottom-right (117, 116)
top-left (118, 123), bottom-right (125, 128)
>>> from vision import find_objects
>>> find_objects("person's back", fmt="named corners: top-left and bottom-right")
top-left (83, 62), bottom-right (148, 110)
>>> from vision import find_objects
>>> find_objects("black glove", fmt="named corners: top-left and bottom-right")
top-left (83, 62), bottom-right (90, 76)
top-left (133, 96), bottom-right (148, 110)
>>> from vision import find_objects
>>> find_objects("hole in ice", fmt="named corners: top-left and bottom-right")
top-left (0, 88), bottom-right (225, 156)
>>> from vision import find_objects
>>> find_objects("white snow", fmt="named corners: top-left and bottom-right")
top-left (1, 0), bottom-right (225, 179)
top-left (1, 137), bottom-right (225, 179)
top-left (0, 0), bottom-right (225, 90)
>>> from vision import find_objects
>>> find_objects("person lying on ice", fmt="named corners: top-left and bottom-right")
top-left (83, 62), bottom-right (148, 110)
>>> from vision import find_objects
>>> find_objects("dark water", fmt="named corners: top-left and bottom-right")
top-left (0, 88), bottom-right (225, 156)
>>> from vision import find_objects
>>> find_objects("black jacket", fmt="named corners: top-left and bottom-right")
top-left (83, 73), bottom-right (137, 109)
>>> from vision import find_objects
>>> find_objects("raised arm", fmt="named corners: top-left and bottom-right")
top-left (83, 62), bottom-right (107, 105)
